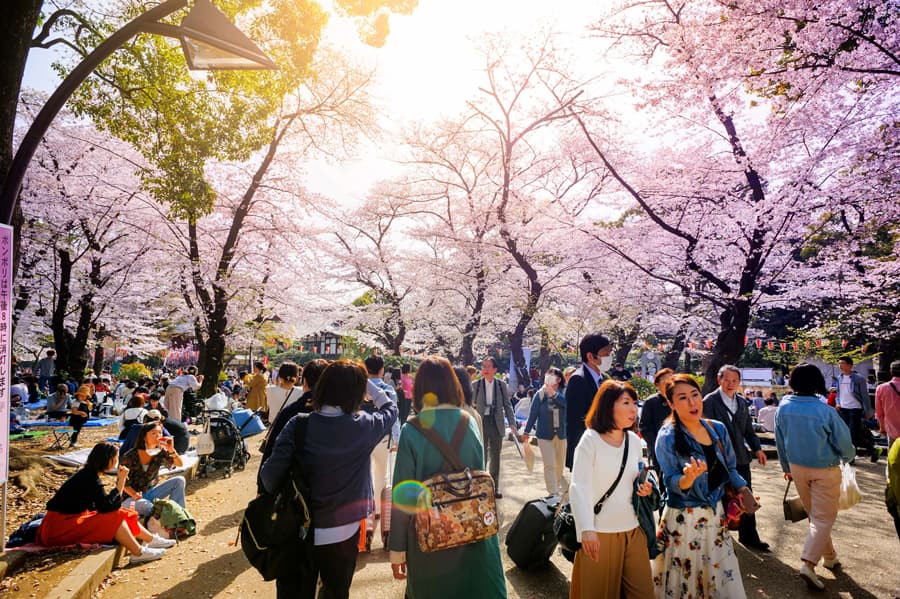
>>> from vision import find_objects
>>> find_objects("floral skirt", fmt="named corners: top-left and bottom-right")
top-left (651, 504), bottom-right (746, 599)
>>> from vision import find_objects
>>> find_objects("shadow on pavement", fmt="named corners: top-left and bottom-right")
top-left (201, 507), bottom-right (245, 536)
top-left (505, 561), bottom-right (569, 598)
top-left (154, 548), bottom-right (250, 597)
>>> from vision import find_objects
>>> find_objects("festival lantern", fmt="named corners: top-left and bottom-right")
top-left (755, 339), bottom-right (762, 349)
top-left (816, 339), bottom-right (822, 347)
top-left (704, 339), bottom-right (712, 349)
top-left (767, 341), bottom-right (774, 351)
top-left (841, 339), bottom-right (848, 349)
top-left (688, 341), bottom-right (695, 350)
top-left (780, 343), bottom-right (786, 352)
top-left (793, 342), bottom-right (799, 351)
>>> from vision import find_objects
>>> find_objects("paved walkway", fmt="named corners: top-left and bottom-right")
top-left (95, 440), bottom-right (899, 599)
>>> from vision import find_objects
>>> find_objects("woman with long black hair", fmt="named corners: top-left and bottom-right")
top-left (652, 374), bottom-right (748, 597)
top-left (36, 442), bottom-right (174, 563)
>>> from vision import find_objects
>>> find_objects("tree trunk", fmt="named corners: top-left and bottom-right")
top-left (662, 331), bottom-right (685, 371)
top-left (92, 342), bottom-right (104, 375)
top-left (458, 264), bottom-right (486, 366)
top-left (702, 299), bottom-right (752, 394)
top-left (538, 328), bottom-right (551, 381)
top-left (51, 248), bottom-right (74, 377)
top-left (199, 286), bottom-right (228, 398)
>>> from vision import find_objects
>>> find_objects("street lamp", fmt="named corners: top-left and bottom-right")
top-left (0, 0), bottom-right (276, 225)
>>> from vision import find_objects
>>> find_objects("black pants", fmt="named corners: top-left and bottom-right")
top-left (275, 535), bottom-right (317, 599)
top-left (313, 527), bottom-right (360, 599)
top-left (735, 463), bottom-right (762, 544)
top-left (839, 408), bottom-right (876, 453)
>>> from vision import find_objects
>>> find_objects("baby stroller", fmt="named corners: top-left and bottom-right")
top-left (198, 409), bottom-right (250, 478)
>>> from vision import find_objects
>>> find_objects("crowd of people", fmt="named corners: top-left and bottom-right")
top-left (14, 339), bottom-right (900, 596)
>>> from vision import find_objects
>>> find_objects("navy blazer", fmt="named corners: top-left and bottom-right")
top-left (565, 365), bottom-right (603, 469)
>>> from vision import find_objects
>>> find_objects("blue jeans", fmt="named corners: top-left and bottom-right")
top-left (124, 476), bottom-right (187, 517)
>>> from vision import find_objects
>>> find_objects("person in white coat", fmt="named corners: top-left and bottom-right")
top-left (569, 380), bottom-right (653, 599)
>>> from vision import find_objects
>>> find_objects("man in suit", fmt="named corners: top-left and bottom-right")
top-left (638, 367), bottom-right (675, 474)
top-left (565, 333), bottom-right (613, 470)
top-left (703, 364), bottom-right (770, 551)
top-left (473, 357), bottom-right (517, 498)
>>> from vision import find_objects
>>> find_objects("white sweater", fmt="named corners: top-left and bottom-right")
top-left (570, 429), bottom-right (642, 538)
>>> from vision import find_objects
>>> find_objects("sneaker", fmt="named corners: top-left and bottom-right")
top-left (147, 534), bottom-right (176, 549)
top-left (799, 563), bottom-right (825, 591)
top-left (130, 546), bottom-right (166, 564)
top-left (870, 447), bottom-right (882, 463)
top-left (823, 554), bottom-right (841, 570)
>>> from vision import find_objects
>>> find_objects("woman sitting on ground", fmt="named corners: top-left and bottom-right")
top-left (120, 422), bottom-right (186, 517)
top-left (36, 442), bottom-right (174, 564)
top-left (119, 393), bottom-right (148, 439)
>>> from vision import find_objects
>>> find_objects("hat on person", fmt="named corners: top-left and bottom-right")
top-left (75, 385), bottom-right (93, 398)
top-left (145, 409), bottom-right (163, 422)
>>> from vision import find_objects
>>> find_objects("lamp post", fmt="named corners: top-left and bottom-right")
top-left (0, 0), bottom-right (274, 552)
top-left (0, 0), bottom-right (276, 225)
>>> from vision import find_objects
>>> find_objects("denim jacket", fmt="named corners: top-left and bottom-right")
top-left (774, 394), bottom-right (855, 472)
top-left (523, 387), bottom-right (567, 440)
top-left (654, 419), bottom-right (746, 509)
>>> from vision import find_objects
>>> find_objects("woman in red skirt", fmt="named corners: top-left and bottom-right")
top-left (36, 442), bottom-right (176, 564)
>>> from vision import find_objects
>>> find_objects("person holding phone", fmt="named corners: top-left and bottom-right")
top-left (120, 422), bottom-right (186, 517)
top-left (36, 442), bottom-right (174, 563)
top-left (653, 374), bottom-right (749, 597)
top-left (569, 380), bottom-right (654, 598)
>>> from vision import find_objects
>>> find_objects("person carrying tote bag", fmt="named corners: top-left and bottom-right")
top-left (775, 363), bottom-right (856, 592)
top-left (568, 380), bottom-right (654, 599)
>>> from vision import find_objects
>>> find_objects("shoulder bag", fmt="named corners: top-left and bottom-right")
top-left (408, 411), bottom-right (499, 552)
top-left (553, 432), bottom-right (630, 553)
top-left (783, 479), bottom-right (808, 522)
top-left (240, 414), bottom-right (312, 580)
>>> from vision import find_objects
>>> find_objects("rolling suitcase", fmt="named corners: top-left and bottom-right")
top-left (505, 495), bottom-right (561, 569)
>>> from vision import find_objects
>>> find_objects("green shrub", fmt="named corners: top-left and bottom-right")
top-left (627, 376), bottom-right (657, 399)
top-left (118, 362), bottom-right (151, 381)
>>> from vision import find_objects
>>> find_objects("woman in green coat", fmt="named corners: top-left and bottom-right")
top-left (389, 356), bottom-right (507, 598)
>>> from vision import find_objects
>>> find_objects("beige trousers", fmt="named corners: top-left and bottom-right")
top-left (790, 463), bottom-right (841, 565)
top-left (537, 436), bottom-right (567, 494)
top-left (570, 526), bottom-right (654, 599)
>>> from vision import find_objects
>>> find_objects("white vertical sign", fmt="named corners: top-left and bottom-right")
top-left (0, 223), bottom-right (12, 484)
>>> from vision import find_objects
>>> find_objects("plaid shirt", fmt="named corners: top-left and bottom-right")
top-left (120, 448), bottom-right (175, 492)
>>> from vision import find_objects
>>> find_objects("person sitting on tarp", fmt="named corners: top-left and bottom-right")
top-left (118, 393), bottom-right (148, 439)
top-left (120, 410), bottom-right (172, 456)
top-left (46, 384), bottom-right (71, 420)
top-left (120, 422), bottom-right (186, 518)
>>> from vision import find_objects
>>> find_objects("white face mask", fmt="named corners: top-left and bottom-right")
top-left (144, 448), bottom-right (161, 457)
top-left (599, 355), bottom-right (614, 372)
top-left (544, 374), bottom-right (558, 387)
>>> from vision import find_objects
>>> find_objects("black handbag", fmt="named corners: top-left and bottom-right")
top-left (240, 414), bottom-right (312, 580)
top-left (553, 433), bottom-right (630, 553)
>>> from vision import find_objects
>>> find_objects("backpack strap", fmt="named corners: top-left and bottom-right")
top-left (409, 411), bottom-right (470, 472)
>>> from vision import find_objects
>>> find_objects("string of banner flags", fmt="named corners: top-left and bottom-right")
top-left (641, 338), bottom-right (871, 353)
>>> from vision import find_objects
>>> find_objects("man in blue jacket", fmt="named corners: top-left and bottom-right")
top-left (565, 333), bottom-right (612, 470)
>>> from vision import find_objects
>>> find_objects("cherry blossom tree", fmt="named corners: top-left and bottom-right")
top-left (573, 0), bottom-right (898, 390)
